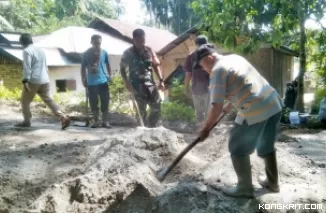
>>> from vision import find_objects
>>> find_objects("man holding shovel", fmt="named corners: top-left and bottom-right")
top-left (120, 29), bottom-right (165, 128)
top-left (195, 44), bottom-right (283, 198)
top-left (81, 34), bottom-right (112, 128)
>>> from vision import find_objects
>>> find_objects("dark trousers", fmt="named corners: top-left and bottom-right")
top-left (134, 85), bottom-right (161, 127)
top-left (88, 83), bottom-right (109, 113)
top-left (229, 112), bottom-right (282, 157)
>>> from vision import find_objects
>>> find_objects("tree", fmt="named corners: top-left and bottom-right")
top-left (192, 0), bottom-right (326, 112)
top-left (141, 0), bottom-right (199, 34)
top-left (0, 0), bottom-right (123, 34)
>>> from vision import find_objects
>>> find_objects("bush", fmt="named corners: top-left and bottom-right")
top-left (311, 87), bottom-right (326, 114)
top-left (168, 79), bottom-right (193, 106)
top-left (0, 85), bottom-right (63, 104)
top-left (108, 75), bottom-right (132, 113)
top-left (161, 101), bottom-right (195, 122)
top-left (280, 107), bottom-right (292, 123)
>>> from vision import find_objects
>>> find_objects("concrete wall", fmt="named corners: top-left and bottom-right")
top-left (48, 66), bottom-right (82, 95)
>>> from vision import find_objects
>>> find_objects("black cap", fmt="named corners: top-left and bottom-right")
top-left (193, 43), bottom-right (216, 69)
top-left (195, 35), bottom-right (208, 46)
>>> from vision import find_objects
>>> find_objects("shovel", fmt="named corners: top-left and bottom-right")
top-left (72, 86), bottom-right (90, 127)
top-left (152, 103), bottom-right (230, 182)
top-left (129, 87), bottom-right (145, 127)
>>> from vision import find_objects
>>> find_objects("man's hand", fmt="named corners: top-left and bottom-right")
top-left (158, 81), bottom-right (165, 91)
top-left (199, 126), bottom-right (210, 142)
top-left (23, 83), bottom-right (30, 92)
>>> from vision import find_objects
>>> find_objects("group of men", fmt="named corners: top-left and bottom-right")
top-left (15, 29), bottom-right (165, 129)
top-left (15, 30), bottom-right (283, 198)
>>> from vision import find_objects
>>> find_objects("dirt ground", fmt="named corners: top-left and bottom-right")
top-left (0, 100), bottom-right (326, 213)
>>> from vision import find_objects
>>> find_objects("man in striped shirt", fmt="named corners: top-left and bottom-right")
top-left (195, 44), bottom-right (283, 198)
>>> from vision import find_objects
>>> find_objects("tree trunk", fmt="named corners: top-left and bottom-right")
top-left (295, 0), bottom-right (306, 112)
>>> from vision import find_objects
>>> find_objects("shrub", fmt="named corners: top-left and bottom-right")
top-left (108, 75), bottom-right (132, 113)
top-left (168, 79), bottom-right (193, 106)
top-left (311, 87), bottom-right (326, 114)
top-left (0, 85), bottom-right (64, 104)
top-left (161, 101), bottom-right (195, 122)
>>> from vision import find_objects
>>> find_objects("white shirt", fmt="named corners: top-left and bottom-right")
top-left (23, 44), bottom-right (49, 84)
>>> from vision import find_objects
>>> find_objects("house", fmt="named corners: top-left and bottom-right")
top-left (157, 27), bottom-right (299, 96)
top-left (88, 17), bottom-right (177, 52)
top-left (0, 27), bottom-right (132, 95)
top-left (0, 31), bottom-right (77, 93)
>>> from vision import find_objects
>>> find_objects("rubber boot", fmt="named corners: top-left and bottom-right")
top-left (91, 111), bottom-right (100, 128)
top-left (222, 155), bottom-right (254, 198)
top-left (101, 112), bottom-right (111, 129)
top-left (258, 151), bottom-right (280, 192)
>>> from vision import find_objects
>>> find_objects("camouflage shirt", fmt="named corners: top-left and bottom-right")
top-left (120, 46), bottom-right (160, 91)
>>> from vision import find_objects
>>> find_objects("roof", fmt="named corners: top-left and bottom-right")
top-left (157, 26), bottom-right (198, 56)
top-left (34, 26), bottom-right (132, 55)
top-left (0, 31), bottom-right (48, 44)
top-left (0, 46), bottom-right (75, 66)
top-left (157, 26), bottom-right (299, 57)
top-left (88, 17), bottom-right (177, 52)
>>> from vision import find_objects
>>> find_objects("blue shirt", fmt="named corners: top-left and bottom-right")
top-left (82, 49), bottom-right (110, 86)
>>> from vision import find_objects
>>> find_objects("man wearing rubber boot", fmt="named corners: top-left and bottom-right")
top-left (81, 34), bottom-right (112, 128)
top-left (195, 44), bottom-right (282, 198)
top-left (120, 29), bottom-right (165, 128)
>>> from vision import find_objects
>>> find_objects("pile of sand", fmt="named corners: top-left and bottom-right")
top-left (0, 121), bottom-right (326, 213)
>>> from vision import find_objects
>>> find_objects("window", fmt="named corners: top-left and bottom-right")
top-left (55, 79), bottom-right (76, 93)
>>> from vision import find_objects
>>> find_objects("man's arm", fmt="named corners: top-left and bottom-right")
top-left (81, 53), bottom-right (87, 87)
top-left (104, 51), bottom-right (112, 78)
top-left (120, 50), bottom-right (132, 91)
top-left (203, 67), bottom-right (228, 131)
top-left (22, 50), bottom-right (32, 82)
top-left (150, 49), bottom-right (163, 82)
top-left (183, 54), bottom-right (193, 96)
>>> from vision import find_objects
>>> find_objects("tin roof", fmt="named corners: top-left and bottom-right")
top-left (0, 46), bottom-right (76, 66)
top-left (89, 17), bottom-right (177, 52)
top-left (157, 26), bottom-right (299, 57)
top-left (34, 26), bottom-right (132, 55)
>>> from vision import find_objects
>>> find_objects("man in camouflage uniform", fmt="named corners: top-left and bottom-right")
top-left (120, 29), bottom-right (165, 128)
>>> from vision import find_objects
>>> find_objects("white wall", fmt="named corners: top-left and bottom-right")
top-left (48, 66), bottom-right (83, 95)
top-left (48, 54), bottom-right (123, 95)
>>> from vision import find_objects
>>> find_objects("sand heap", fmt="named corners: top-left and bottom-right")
top-left (0, 124), bottom-right (325, 213)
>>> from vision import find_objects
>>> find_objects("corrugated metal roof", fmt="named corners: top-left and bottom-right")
top-left (34, 26), bottom-right (132, 55)
top-left (0, 32), bottom-right (20, 42)
top-left (89, 17), bottom-right (177, 52)
top-left (0, 47), bottom-right (76, 66)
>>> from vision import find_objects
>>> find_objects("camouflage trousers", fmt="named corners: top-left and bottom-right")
top-left (134, 85), bottom-right (161, 128)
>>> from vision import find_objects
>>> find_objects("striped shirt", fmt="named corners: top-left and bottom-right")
top-left (210, 54), bottom-right (283, 125)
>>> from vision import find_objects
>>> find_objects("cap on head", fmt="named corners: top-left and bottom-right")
top-left (195, 35), bottom-right (208, 46)
top-left (193, 43), bottom-right (216, 69)
top-left (133, 28), bottom-right (145, 38)
top-left (19, 33), bottom-right (33, 47)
